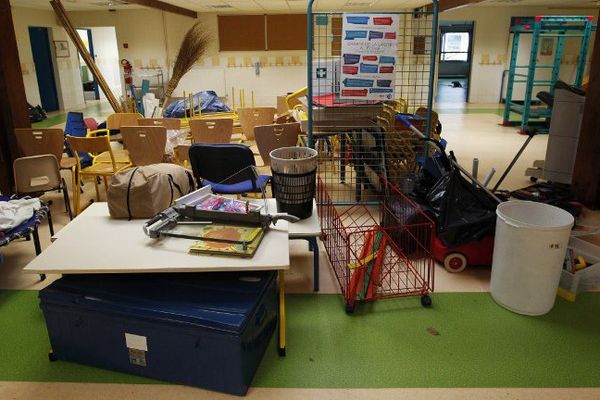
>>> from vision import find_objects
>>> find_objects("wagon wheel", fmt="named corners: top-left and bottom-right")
top-left (443, 253), bottom-right (468, 273)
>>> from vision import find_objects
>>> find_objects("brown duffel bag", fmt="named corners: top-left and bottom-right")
top-left (108, 163), bottom-right (195, 219)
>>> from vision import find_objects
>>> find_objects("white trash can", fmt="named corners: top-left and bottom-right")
top-left (491, 201), bottom-right (574, 316)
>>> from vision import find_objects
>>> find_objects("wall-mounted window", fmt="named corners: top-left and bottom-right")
top-left (218, 14), bottom-right (307, 51)
top-left (440, 32), bottom-right (470, 61)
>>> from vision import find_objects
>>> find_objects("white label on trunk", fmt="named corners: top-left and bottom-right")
top-left (125, 333), bottom-right (148, 351)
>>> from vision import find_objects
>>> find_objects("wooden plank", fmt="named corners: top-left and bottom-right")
top-left (125, 0), bottom-right (197, 19)
top-left (266, 14), bottom-right (307, 50)
top-left (0, 0), bottom-right (30, 195)
top-left (218, 15), bottom-right (266, 51)
top-left (572, 31), bottom-right (600, 209)
top-left (50, 0), bottom-right (122, 112)
top-left (426, 0), bottom-right (487, 13)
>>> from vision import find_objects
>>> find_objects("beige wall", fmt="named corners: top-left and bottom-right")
top-left (440, 6), bottom-right (598, 103)
top-left (12, 6), bottom-right (85, 110)
top-left (12, 5), bottom-right (599, 109)
top-left (68, 10), bottom-right (307, 106)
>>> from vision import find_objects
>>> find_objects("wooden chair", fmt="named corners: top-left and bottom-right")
top-left (189, 118), bottom-right (234, 144)
top-left (254, 123), bottom-right (301, 166)
top-left (174, 144), bottom-right (191, 168)
top-left (237, 107), bottom-right (276, 140)
top-left (67, 135), bottom-right (131, 214)
top-left (106, 113), bottom-right (142, 130)
top-left (85, 129), bottom-right (131, 165)
top-left (14, 128), bottom-right (78, 214)
top-left (120, 126), bottom-right (167, 166)
top-left (13, 154), bottom-right (72, 220)
top-left (138, 118), bottom-right (181, 130)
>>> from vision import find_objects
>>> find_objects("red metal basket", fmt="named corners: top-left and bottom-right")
top-left (318, 177), bottom-right (435, 313)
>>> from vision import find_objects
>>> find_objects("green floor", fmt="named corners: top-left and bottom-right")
top-left (31, 102), bottom-right (114, 129)
top-left (1, 290), bottom-right (600, 388)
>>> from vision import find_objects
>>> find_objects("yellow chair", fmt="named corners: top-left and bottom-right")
top-left (190, 118), bottom-right (234, 144)
top-left (237, 107), bottom-right (276, 141)
top-left (67, 135), bottom-right (131, 214)
top-left (138, 118), bottom-right (181, 130)
top-left (86, 128), bottom-right (131, 164)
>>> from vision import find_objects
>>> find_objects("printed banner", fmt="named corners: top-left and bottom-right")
top-left (340, 13), bottom-right (399, 101)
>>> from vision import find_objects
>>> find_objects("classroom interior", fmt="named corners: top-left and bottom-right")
top-left (1, 0), bottom-right (600, 399)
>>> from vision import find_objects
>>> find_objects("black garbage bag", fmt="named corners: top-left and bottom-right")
top-left (426, 167), bottom-right (498, 247)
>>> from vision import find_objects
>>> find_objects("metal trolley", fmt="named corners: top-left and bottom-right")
top-left (308, 2), bottom-right (439, 311)
top-left (318, 177), bottom-right (434, 313)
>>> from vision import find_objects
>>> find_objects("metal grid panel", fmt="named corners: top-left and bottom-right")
top-left (318, 177), bottom-right (434, 312)
top-left (308, 7), bottom-right (438, 205)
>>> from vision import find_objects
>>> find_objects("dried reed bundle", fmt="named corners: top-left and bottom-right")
top-left (164, 22), bottom-right (209, 102)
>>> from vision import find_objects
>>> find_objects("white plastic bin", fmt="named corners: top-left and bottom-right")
top-left (491, 201), bottom-right (574, 316)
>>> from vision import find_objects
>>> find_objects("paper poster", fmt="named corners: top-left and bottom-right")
top-left (340, 13), bottom-right (399, 101)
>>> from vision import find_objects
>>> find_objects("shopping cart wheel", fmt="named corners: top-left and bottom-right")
top-left (421, 295), bottom-right (432, 307)
top-left (345, 302), bottom-right (355, 314)
top-left (443, 253), bottom-right (467, 273)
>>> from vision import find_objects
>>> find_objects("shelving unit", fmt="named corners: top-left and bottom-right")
top-left (133, 66), bottom-right (164, 100)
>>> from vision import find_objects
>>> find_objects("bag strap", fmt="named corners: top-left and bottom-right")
top-left (184, 170), bottom-right (195, 193)
top-left (126, 167), bottom-right (139, 221)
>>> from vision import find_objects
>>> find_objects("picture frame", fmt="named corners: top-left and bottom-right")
top-left (53, 40), bottom-right (70, 58)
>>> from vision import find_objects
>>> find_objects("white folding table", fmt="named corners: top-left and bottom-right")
top-left (264, 198), bottom-right (322, 291)
top-left (25, 202), bottom-right (291, 355)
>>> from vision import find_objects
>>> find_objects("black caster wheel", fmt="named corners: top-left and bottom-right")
top-left (278, 347), bottom-right (286, 357)
top-left (48, 352), bottom-right (57, 362)
top-left (345, 303), bottom-right (355, 314)
top-left (421, 295), bottom-right (432, 307)
top-left (530, 177), bottom-right (538, 183)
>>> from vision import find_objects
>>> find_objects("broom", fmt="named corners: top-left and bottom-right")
top-left (160, 22), bottom-right (209, 116)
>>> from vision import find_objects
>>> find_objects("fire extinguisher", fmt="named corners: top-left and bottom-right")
top-left (121, 59), bottom-right (133, 85)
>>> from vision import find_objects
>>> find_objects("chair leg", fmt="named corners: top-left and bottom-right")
top-left (70, 166), bottom-right (78, 217)
top-left (75, 173), bottom-right (82, 216)
top-left (32, 225), bottom-right (42, 255)
top-left (93, 177), bottom-right (100, 201)
top-left (47, 208), bottom-right (54, 237)
top-left (103, 176), bottom-right (108, 192)
top-left (62, 178), bottom-right (73, 220)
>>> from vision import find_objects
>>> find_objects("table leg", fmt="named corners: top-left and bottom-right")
top-left (278, 270), bottom-right (286, 357)
top-left (307, 237), bottom-right (320, 292)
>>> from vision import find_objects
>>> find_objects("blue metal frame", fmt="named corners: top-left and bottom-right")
top-left (502, 16), bottom-right (596, 133)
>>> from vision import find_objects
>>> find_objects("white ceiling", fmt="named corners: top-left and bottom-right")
top-left (9, 0), bottom-right (600, 13)
top-left (9, 0), bottom-right (432, 13)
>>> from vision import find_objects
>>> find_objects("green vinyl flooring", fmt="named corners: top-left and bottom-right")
top-left (1, 290), bottom-right (599, 388)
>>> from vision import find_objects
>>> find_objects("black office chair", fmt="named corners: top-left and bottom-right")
top-left (188, 144), bottom-right (271, 195)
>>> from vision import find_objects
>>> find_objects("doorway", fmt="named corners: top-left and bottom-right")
top-left (77, 28), bottom-right (100, 101)
top-left (436, 21), bottom-right (474, 104)
top-left (28, 26), bottom-right (59, 112)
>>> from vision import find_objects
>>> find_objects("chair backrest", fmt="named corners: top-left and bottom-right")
top-left (120, 126), bottom-right (167, 166)
top-left (67, 135), bottom-right (115, 169)
top-left (106, 113), bottom-right (141, 130)
top-left (13, 154), bottom-right (61, 194)
top-left (138, 118), bottom-right (181, 130)
top-left (84, 117), bottom-right (99, 131)
top-left (237, 107), bottom-right (276, 140)
top-left (189, 118), bottom-right (234, 144)
top-left (174, 144), bottom-right (191, 168)
top-left (14, 128), bottom-right (64, 161)
top-left (65, 112), bottom-right (87, 138)
top-left (189, 144), bottom-right (257, 186)
top-left (254, 123), bottom-right (301, 166)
